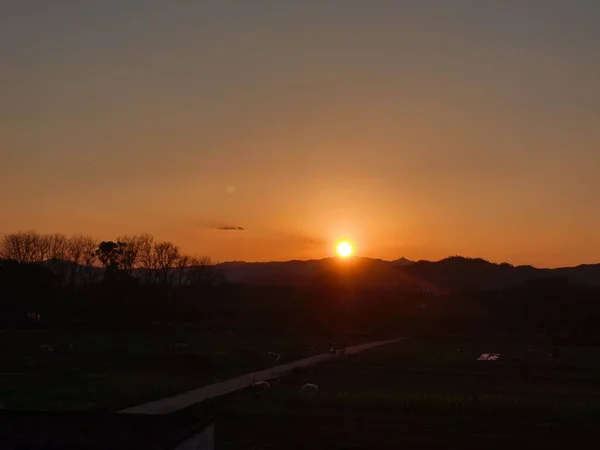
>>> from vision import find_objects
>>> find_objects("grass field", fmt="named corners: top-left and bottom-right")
top-left (183, 339), bottom-right (600, 449)
top-left (6, 328), bottom-right (600, 448)
top-left (0, 325), bottom-right (346, 411)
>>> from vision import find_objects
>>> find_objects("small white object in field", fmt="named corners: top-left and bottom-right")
top-left (268, 352), bottom-right (281, 362)
top-left (27, 312), bottom-right (41, 322)
top-left (170, 343), bottom-right (188, 349)
top-left (477, 353), bottom-right (500, 361)
top-left (252, 381), bottom-right (270, 395)
top-left (301, 383), bottom-right (318, 393)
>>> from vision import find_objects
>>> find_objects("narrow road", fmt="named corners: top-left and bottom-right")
top-left (120, 337), bottom-right (401, 415)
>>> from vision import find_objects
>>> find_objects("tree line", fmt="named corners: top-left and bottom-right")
top-left (0, 231), bottom-right (216, 289)
top-left (3, 231), bottom-right (600, 344)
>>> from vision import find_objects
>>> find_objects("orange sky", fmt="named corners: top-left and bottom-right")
top-left (2, 1), bottom-right (600, 268)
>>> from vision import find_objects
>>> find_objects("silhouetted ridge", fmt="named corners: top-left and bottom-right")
top-left (403, 256), bottom-right (600, 290)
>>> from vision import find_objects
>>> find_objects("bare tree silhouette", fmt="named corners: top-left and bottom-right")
top-left (154, 241), bottom-right (180, 286)
top-left (0, 231), bottom-right (46, 263)
top-left (66, 235), bottom-right (99, 286)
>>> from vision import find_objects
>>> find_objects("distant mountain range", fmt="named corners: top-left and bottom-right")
top-left (403, 257), bottom-right (600, 291)
top-left (216, 256), bottom-right (600, 292)
top-left (216, 257), bottom-right (440, 291)
top-left (27, 255), bottom-right (600, 292)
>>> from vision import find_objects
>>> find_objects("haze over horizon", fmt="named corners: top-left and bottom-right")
top-left (2, 1), bottom-right (600, 268)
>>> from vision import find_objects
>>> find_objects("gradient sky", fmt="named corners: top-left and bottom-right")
top-left (2, 1), bottom-right (600, 267)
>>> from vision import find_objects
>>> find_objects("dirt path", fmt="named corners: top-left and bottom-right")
top-left (120, 338), bottom-right (401, 415)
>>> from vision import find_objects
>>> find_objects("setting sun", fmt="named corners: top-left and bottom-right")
top-left (336, 240), bottom-right (354, 258)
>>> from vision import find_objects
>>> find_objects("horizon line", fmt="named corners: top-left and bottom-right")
top-left (215, 255), bottom-right (599, 271)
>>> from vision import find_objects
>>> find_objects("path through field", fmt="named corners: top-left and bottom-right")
top-left (120, 337), bottom-right (402, 414)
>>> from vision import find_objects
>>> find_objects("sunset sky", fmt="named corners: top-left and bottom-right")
top-left (2, 1), bottom-right (600, 267)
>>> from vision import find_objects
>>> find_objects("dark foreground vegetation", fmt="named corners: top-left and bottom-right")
top-left (2, 230), bottom-right (600, 447)
top-left (185, 341), bottom-right (600, 449)
top-left (3, 231), bottom-right (600, 341)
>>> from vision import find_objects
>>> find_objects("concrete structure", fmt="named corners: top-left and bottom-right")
top-left (121, 338), bottom-right (401, 415)
top-left (0, 411), bottom-right (214, 450)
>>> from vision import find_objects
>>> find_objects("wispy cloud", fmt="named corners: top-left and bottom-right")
top-left (192, 218), bottom-right (247, 232)
top-left (217, 226), bottom-right (247, 231)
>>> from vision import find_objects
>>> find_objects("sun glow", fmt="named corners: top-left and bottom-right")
top-left (335, 240), bottom-right (354, 258)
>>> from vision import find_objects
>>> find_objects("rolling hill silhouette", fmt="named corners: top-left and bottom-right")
top-left (25, 255), bottom-right (600, 292)
top-left (403, 256), bottom-right (600, 290)
top-left (216, 256), bottom-right (600, 292)
top-left (216, 257), bottom-right (438, 291)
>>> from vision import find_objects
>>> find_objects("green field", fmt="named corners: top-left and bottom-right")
top-left (182, 339), bottom-right (600, 449)
top-left (0, 326), bottom-right (342, 411)
top-left (6, 329), bottom-right (600, 448)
